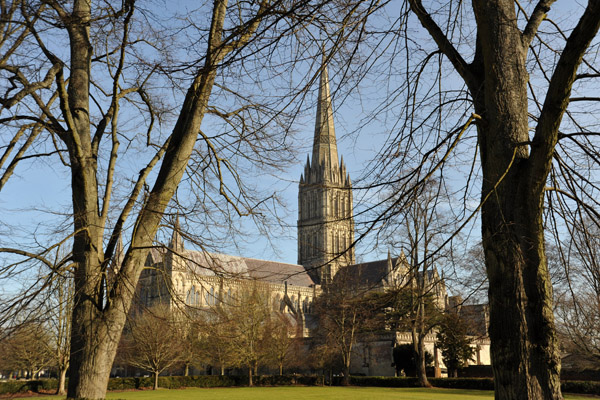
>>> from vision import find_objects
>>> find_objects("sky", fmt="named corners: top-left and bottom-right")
top-left (0, 0), bottom-right (593, 284)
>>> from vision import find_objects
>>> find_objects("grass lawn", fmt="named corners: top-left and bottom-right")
top-left (32, 386), bottom-right (600, 400)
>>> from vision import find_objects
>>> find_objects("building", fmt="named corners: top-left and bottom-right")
top-left (135, 60), bottom-right (489, 376)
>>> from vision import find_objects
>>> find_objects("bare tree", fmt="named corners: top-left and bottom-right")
top-left (196, 310), bottom-right (237, 376)
top-left (312, 270), bottom-right (375, 385)
top-left (0, 0), bottom-right (379, 398)
top-left (554, 218), bottom-right (600, 365)
top-left (373, 180), bottom-right (450, 386)
top-left (0, 322), bottom-right (53, 379)
top-left (265, 313), bottom-right (295, 376)
top-left (354, 2), bottom-right (600, 398)
top-left (222, 285), bottom-right (273, 386)
top-left (44, 268), bottom-right (73, 395)
top-left (121, 305), bottom-right (182, 390)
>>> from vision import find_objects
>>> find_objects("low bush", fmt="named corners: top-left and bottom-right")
top-left (429, 377), bottom-right (494, 390)
top-left (2, 374), bottom-right (598, 395)
top-left (348, 376), bottom-right (420, 387)
top-left (561, 380), bottom-right (600, 395)
top-left (0, 379), bottom-right (58, 394)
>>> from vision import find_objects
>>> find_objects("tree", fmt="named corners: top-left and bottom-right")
top-left (265, 313), bottom-right (295, 375)
top-left (375, 181), bottom-right (450, 387)
top-left (555, 218), bottom-right (600, 365)
top-left (196, 310), bottom-right (237, 376)
top-left (360, 1), bottom-right (600, 398)
top-left (436, 312), bottom-right (475, 378)
top-left (0, 0), bottom-right (376, 398)
top-left (0, 322), bottom-right (53, 379)
top-left (392, 343), bottom-right (432, 377)
top-left (121, 305), bottom-right (182, 390)
top-left (44, 269), bottom-right (73, 395)
top-left (220, 286), bottom-right (273, 386)
top-left (312, 270), bottom-right (375, 385)
top-left (380, 284), bottom-right (441, 384)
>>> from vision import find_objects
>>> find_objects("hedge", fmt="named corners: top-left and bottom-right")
top-left (349, 376), bottom-right (600, 396)
top-left (0, 378), bottom-right (58, 395)
top-left (2, 374), bottom-right (599, 396)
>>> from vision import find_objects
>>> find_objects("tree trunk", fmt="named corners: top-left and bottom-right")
top-left (411, 327), bottom-right (429, 387)
top-left (153, 371), bottom-right (159, 390)
top-left (472, 2), bottom-right (562, 399)
top-left (279, 363), bottom-right (283, 376)
top-left (248, 366), bottom-right (253, 387)
top-left (57, 367), bottom-right (67, 395)
top-left (339, 362), bottom-right (350, 386)
top-left (65, 0), bottom-right (226, 396)
top-left (184, 363), bottom-right (189, 377)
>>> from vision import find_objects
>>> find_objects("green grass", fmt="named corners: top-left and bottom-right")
top-left (32, 386), bottom-right (600, 400)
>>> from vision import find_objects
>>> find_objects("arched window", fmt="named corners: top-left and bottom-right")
top-left (210, 287), bottom-right (215, 306)
top-left (186, 285), bottom-right (196, 305)
top-left (273, 294), bottom-right (280, 311)
top-left (303, 298), bottom-right (308, 313)
top-left (334, 195), bottom-right (338, 216)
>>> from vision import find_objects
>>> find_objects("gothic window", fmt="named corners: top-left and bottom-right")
top-left (334, 195), bottom-right (338, 216)
top-left (303, 298), bottom-right (308, 313)
top-left (331, 231), bottom-right (335, 255)
top-left (186, 285), bottom-right (196, 305)
top-left (196, 289), bottom-right (201, 306)
top-left (210, 287), bottom-right (215, 305)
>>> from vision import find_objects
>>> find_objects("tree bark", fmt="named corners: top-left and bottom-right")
top-left (471, 1), bottom-right (561, 398)
top-left (407, 0), bottom-right (600, 397)
top-left (412, 327), bottom-right (430, 387)
top-left (57, 367), bottom-right (67, 395)
top-left (153, 371), bottom-right (159, 390)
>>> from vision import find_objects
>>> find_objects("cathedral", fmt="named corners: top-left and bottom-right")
top-left (136, 61), bottom-right (490, 376)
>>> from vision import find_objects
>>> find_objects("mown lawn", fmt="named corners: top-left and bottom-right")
top-left (33, 386), bottom-right (599, 399)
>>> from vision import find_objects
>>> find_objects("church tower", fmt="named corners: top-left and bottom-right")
top-left (298, 62), bottom-right (355, 284)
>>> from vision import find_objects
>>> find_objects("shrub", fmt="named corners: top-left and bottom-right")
top-left (429, 377), bottom-right (494, 390)
top-left (561, 380), bottom-right (600, 395)
top-left (0, 379), bottom-right (58, 394)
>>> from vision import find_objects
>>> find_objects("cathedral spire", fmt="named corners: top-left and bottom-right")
top-left (169, 214), bottom-right (184, 253)
top-left (312, 60), bottom-right (339, 171)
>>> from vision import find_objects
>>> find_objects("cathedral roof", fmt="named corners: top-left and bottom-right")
top-left (337, 259), bottom-right (391, 288)
top-left (180, 251), bottom-right (315, 287)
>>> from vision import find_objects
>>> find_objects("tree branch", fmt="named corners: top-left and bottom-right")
top-left (521, 0), bottom-right (556, 48)
top-left (407, 0), bottom-right (478, 90)
top-left (530, 0), bottom-right (600, 190)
